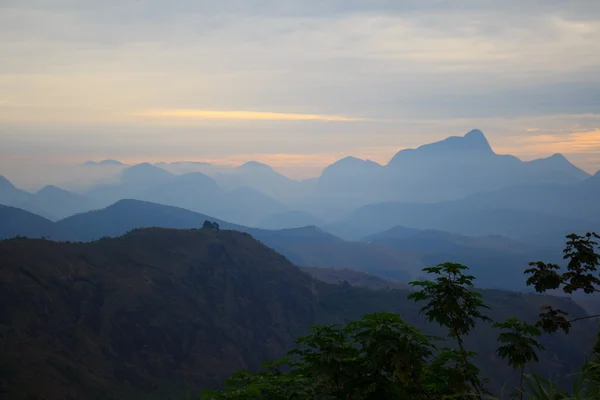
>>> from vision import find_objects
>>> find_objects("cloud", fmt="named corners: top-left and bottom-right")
top-left (134, 109), bottom-right (365, 122)
top-left (1, 0), bottom-right (599, 180)
top-left (514, 130), bottom-right (600, 154)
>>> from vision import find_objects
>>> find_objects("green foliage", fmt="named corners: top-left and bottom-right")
top-left (202, 313), bottom-right (440, 400)
top-left (205, 234), bottom-right (600, 400)
top-left (494, 318), bottom-right (544, 370)
top-left (494, 318), bottom-right (545, 399)
top-left (409, 262), bottom-right (492, 397)
top-left (525, 233), bottom-right (600, 334)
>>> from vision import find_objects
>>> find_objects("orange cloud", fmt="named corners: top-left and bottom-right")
top-left (492, 129), bottom-right (600, 174)
top-left (514, 130), bottom-right (600, 154)
top-left (134, 109), bottom-right (365, 122)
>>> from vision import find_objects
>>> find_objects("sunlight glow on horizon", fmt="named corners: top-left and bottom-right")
top-left (134, 109), bottom-right (366, 122)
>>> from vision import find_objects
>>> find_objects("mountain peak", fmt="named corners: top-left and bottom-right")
top-left (0, 175), bottom-right (16, 190)
top-left (460, 129), bottom-right (492, 151)
top-left (464, 129), bottom-right (485, 138)
top-left (239, 161), bottom-right (273, 170)
top-left (121, 163), bottom-right (172, 183)
top-left (83, 159), bottom-right (124, 166)
top-left (330, 156), bottom-right (381, 168)
top-left (388, 129), bottom-right (493, 167)
top-left (549, 153), bottom-right (567, 161)
top-left (37, 185), bottom-right (64, 194)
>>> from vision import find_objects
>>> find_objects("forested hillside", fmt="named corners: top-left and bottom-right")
top-left (0, 228), bottom-right (594, 399)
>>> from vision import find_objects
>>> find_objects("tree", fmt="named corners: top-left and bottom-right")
top-left (202, 233), bottom-right (600, 400)
top-left (203, 220), bottom-right (220, 232)
top-left (493, 318), bottom-right (544, 399)
top-left (525, 232), bottom-right (600, 334)
top-left (409, 262), bottom-right (492, 398)
top-left (202, 313), bottom-right (439, 400)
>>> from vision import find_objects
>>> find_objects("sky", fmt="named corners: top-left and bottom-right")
top-left (1, 0), bottom-right (600, 182)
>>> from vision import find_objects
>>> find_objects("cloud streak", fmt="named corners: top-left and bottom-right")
top-left (134, 109), bottom-right (365, 122)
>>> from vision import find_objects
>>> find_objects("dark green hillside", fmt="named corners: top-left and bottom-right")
top-left (0, 228), bottom-right (318, 399)
top-left (0, 228), bottom-right (594, 399)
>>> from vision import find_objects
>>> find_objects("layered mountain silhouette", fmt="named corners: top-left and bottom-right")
top-left (0, 200), bottom-right (414, 281)
top-left (0, 199), bottom-right (579, 288)
top-left (83, 163), bottom-right (291, 226)
top-left (307, 130), bottom-right (589, 217)
top-left (330, 199), bottom-right (596, 245)
top-left (0, 176), bottom-right (97, 220)
top-left (3, 129), bottom-right (592, 228)
top-left (364, 226), bottom-right (553, 290)
top-left (83, 159), bottom-right (125, 166)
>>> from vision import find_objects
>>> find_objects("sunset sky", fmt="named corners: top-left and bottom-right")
top-left (1, 0), bottom-right (600, 180)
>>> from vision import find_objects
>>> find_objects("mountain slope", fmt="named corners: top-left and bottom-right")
top-left (460, 174), bottom-right (600, 223)
top-left (55, 199), bottom-right (232, 241)
top-left (84, 164), bottom-right (289, 226)
top-left (307, 130), bottom-right (590, 212)
top-left (0, 204), bottom-right (58, 239)
top-left (1, 176), bottom-right (96, 220)
top-left (0, 228), bottom-right (318, 399)
top-left (257, 210), bottom-right (326, 230)
top-left (330, 200), bottom-right (595, 244)
top-left (35, 185), bottom-right (98, 219)
top-left (0, 228), bottom-right (594, 399)
top-left (365, 227), bottom-right (551, 290)
top-left (213, 161), bottom-right (304, 203)
top-left (52, 200), bottom-right (417, 280)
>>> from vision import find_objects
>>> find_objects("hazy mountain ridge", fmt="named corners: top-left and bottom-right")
top-left (0, 199), bottom-right (576, 290)
top-left (82, 163), bottom-right (292, 226)
top-left (2, 129), bottom-right (593, 228)
top-left (0, 200), bottom-right (416, 282)
top-left (0, 175), bottom-right (98, 220)
top-left (363, 226), bottom-right (555, 290)
top-left (330, 199), bottom-right (598, 245)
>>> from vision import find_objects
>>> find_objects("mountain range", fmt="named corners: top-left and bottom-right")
top-left (0, 199), bottom-right (573, 291)
top-left (3, 129), bottom-right (597, 231)
top-left (2, 129), bottom-right (599, 280)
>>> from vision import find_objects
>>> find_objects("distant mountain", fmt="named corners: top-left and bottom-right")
top-left (213, 161), bottom-right (304, 203)
top-left (0, 228), bottom-right (593, 398)
top-left (1, 176), bottom-right (96, 220)
top-left (364, 226), bottom-right (550, 290)
top-left (83, 164), bottom-right (289, 226)
top-left (0, 175), bottom-right (43, 215)
top-left (35, 185), bottom-right (98, 220)
top-left (55, 199), bottom-right (232, 242)
top-left (315, 157), bottom-right (387, 209)
top-left (459, 173), bottom-right (600, 223)
top-left (257, 210), bottom-right (325, 230)
top-left (384, 129), bottom-right (589, 202)
top-left (86, 163), bottom-right (175, 205)
top-left (83, 159), bottom-right (125, 166)
top-left (308, 130), bottom-right (590, 212)
top-left (0, 204), bottom-right (58, 239)
top-left (139, 171), bottom-right (221, 212)
top-left (388, 129), bottom-right (494, 165)
top-left (52, 200), bottom-right (415, 281)
top-left (330, 200), bottom-right (595, 245)
top-left (301, 266), bottom-right (408, 290)
top-left (249, 225), bottom-right (417, 281)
